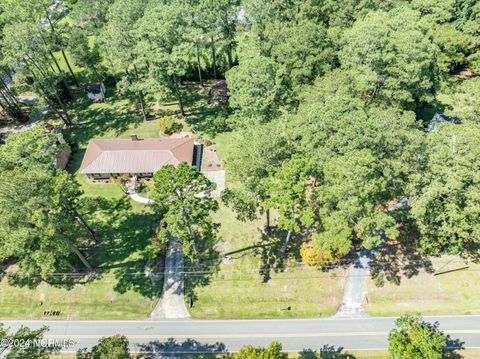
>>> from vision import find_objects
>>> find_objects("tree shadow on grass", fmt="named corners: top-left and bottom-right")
top-left (137, 338), bottom-right (226, 356)
top-left (65, 93), bottom-right (140, 147)
top-left (181, 84), bottom-right (229, 137)
top-left (369, 223), bottom-right (434, 286)
top-left (81, 196), bottom-right (161, 299)
top-left (184, 241), bottom-right (221, 308)
top-left (255, 228), bottom-right (308, 283)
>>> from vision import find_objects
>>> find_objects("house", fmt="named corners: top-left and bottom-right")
top-left (426, 112), bottom-right (462, 132)
top-left (80, 135), bottom-right (197, 180)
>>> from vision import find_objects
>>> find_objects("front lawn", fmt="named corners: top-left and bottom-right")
top-left (186, 204), bottom-right (346, 319)
top-left (0, 195), bottom-right (160, 320)
top-left (365, 256), bottom-right (480, 316)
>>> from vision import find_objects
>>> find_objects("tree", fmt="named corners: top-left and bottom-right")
top-left (0, 14), bottom-right (74, 126)
top-left (242, 0), bottom-right (335, 96)
top-left (0, 323), bottom-right (56, 358)
top-left (0, 168), bottom-right (93, 279)
top-left (226, 51), bottom-right (281, 127)
top-left (152, 163), bottom-right (219, 260)
top-left (134, 0), bottom-right (191, 117)
top-left (195, 0), bottom-right (240, 74)
top-left (101, 0), bottom-right (148, 121)
top-left (228, 341), bottom-right (287, 359)
top-left (388, 315), bottom-right (447, 359)
top-left (338, 6), bottom-right (439, 109)
top-left (458, 1), bottom-right (480, 72)
top-left (316, 149), bottom-right (399, 252)
top-left (0, 127), bottom-right (64, 171)
top-left (291, 86), bottom-right (423, 201)
top-left (71, 0), bottom-right (113, 31)
top-left (66, 27), bottom-right (101, 80)
top-left (262, 156), bottom-right (319, 251)
top-left (76, 335), bottom-right (130, 359)
top-left (409, 123), bottom-right (480, 256)
top-left (222, 119), bottom-right (292, 223)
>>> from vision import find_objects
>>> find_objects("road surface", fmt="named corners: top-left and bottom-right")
top-left (2, 315), bottom-right (480, 355)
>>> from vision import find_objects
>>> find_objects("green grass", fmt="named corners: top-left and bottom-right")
top-left (365, 256), bottom-right (480, 316)
top-left (0, 84), bottom-right (173, 320)
top-left (0, 194), bottom-right (161, 320)
top-left (186, 204), bottom-right (346, 319)
top-left (214, 131), bottom-right (236, 161)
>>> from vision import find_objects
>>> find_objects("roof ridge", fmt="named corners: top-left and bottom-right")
top-left (169, 137), bottom-right (193, 150)
top-left (79, 141), bottom-right (102, 170)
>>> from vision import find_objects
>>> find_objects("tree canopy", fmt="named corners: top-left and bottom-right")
top-left (388, 315), bottom-right (447, 359)
top-left (152, 163), bottom-right (219, 261)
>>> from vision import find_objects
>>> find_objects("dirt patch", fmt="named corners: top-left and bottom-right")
top-left (201, 145), bottom-right (224, 171)
top-left (455, 67), bottom-right (477, 80)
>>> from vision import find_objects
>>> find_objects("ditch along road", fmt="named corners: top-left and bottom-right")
top-left (2, 315), bottom-right (480, 355)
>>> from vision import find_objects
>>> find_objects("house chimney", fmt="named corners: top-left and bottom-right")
top-left (130, 134), bottom-right (138, 141)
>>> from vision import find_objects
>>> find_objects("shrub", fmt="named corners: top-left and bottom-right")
top-left (374, 273), bottom-right (385, 287)
top-left (157, 116), bottom-right (180, 135)
top-left (300, 242), bottom-right (336, 267)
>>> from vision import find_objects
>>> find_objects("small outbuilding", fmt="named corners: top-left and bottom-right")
top-left (426, 112), bottom-right (462, 132)
top-left (86, 83), bottom-right (106, 102)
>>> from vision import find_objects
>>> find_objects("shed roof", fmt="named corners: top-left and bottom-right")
top-left (79, 137), bottom-right (194, 174)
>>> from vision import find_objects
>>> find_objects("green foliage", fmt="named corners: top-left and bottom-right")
top-left (374, 274), bottom-right (385, 287)
top-left (152, 163), bottom-right (219, 260)
top-left (263, 155), bottom-right (318, 234)
top-left (228, 341), bottom-right (287, 359)
top-left (318, 150), bottom-right (399, 250)
top-left (0, 127), bottom-right (65, 171)
top-left (71, 0), bottom-right (113, 31)
top-left (0, 167), bottom-right (90, 278)
top-left (225, 120), bottom-right (292, 197)
top-left (156, 115), bottom-right (181, 135)
top-left (221, 188), bottom-right (258, 222)
top-left (388, 315), bottom-right (447, 359)
top-left (76, 335), bottom-right (130, 359)
top-left (241, 0), bottom-right (335, 97)
top-left (0, 323), bottom-right (54, 359)
top-left (66, 27), bottom-right (101, 77)
top-left (409, 123), bottom-right (480, 256)
top-left (226, 53), bottom-right (281, 127)
top-left (433, 23), bottom-right (470, 73)
top-left (338, 7), bottom-right (438, 109)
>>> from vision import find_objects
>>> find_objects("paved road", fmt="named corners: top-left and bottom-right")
top-left (2, 316), bottom-right (480, 355)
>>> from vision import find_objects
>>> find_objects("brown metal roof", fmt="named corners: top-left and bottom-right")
top-left (79, 137), bottom-right (194, 174)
